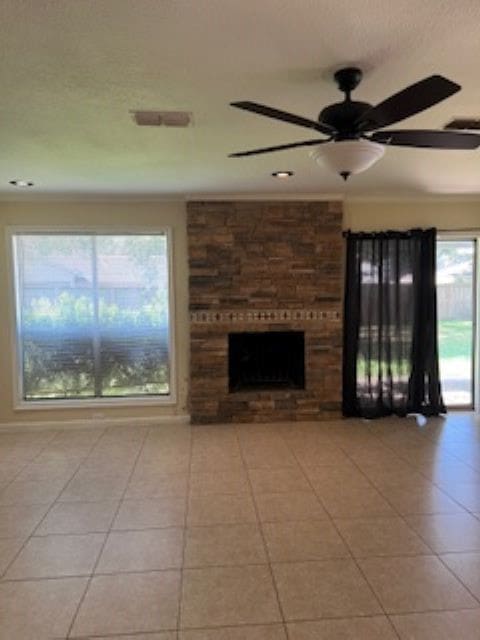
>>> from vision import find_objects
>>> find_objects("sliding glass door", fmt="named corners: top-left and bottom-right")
top-left (437, 239), bottom-right (476, 408)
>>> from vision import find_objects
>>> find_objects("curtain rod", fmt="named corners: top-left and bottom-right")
top-left (342, 228), bottom-right (433, 238)
top-left (343, 228), bottom-right (480, 236)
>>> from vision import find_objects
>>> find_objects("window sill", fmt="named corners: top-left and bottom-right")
top-left (14, 395), bottom-right (176, 411)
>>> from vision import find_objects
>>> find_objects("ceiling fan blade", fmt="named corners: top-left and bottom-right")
top-left (370, 129), bottom-right (480, 149)
top-left (357, 75), bottom-right (461, 132)
top-left (229, 138), bottom-right (330, 157)
top-left (230, 101), bottom-right (335, 135)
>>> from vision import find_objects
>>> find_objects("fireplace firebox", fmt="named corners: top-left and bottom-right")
top-left (228, 331), bottom-right (305, 392)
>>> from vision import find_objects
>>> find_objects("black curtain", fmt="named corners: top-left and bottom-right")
top-left (343, 228), bottom-right (446, 418)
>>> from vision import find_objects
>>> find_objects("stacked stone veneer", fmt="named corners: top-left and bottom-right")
top-left (187, 200), bottom-right (343, 424)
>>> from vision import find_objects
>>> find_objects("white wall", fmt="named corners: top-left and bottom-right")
top-left (344, 199), bottom-right (480, 231)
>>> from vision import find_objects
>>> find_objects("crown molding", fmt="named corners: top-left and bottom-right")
top-left (185, 193), bottom-right (344, 201)
top-left (345, 194), bottom-right (480, 203)
top-left (1, 192), bottom-right (480, 206)
top-left (0, 194), bottom-right (186, 204)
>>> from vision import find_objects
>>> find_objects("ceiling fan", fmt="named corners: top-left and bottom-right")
top-left (229, 67), bottom-right (480, 180)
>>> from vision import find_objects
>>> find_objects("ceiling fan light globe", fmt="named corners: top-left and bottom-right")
top-left (310, 139), bottom-right (385, 177)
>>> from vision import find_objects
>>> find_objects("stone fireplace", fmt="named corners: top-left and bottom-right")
top-left (187, 200), bottom-right (343, 423)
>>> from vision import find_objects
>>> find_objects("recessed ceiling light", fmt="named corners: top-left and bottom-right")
top-left (272, 171), bottom-right (294, 178)
top-left (9, 180), bottom-right (34, 188)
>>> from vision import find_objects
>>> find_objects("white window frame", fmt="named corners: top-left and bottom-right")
top-left (437, 232), bottom-right (479, 412)
top-left (6, 226), bottom-right (177, 410)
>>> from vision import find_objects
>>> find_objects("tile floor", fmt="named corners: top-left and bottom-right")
top-left (1, 413), bottom-right (480, 638)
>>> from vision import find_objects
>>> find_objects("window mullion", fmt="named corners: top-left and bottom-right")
top-left (91, 235), bottom-right (102, 397)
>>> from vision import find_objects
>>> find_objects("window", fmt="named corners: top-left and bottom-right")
top-left (437, 237), bottom-right (478, 409)
top-left (11, 232), bottom-right (173, 403)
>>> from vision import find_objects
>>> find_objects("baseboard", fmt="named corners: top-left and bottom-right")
top-left (0, 414), bottom-right (191, 432)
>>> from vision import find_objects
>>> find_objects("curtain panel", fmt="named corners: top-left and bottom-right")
top-left (342, 228), bottom-right (446, 418)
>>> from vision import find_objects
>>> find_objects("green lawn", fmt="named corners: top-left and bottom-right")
top-left (438, 320), bottom-right (473, 405)
top-left (438, 320), bottom-right (473, 360)
top-left (356, 320), bottom-right (472, 382)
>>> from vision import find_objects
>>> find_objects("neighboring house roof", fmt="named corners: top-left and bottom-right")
top-left (23, 254), bottom-right (167, 288)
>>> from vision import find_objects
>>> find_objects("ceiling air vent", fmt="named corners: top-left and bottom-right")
top-left (444, 118), bottom-right (480, 130)
top-left (131, 110), bottom-right (193, 127)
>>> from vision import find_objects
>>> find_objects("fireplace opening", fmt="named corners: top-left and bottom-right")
top-left (228, 331), bottom-right (305, 392)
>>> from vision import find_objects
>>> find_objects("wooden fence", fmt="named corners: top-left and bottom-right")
top-left (437, 284), bottom-right (472, 321)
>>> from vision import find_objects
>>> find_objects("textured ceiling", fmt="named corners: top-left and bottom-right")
top-left (2, 0), bottom-right (480, 197)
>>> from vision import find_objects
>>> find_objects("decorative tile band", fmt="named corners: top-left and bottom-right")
top-left (190, 309), bottom-right (341, 324)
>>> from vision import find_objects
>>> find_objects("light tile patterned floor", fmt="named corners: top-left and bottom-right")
top-left (1, 413), bottom-right (480, 638)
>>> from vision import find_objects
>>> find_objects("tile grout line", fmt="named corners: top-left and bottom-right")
top-left (47, 605), bottom-right (480, 639)
top-left (0, 428), bottom-right (61, 493)
top-left (234, 424), bottom-right (290, 639)
top-left (334, 436), bottom-right (441, 534)
top-left (340, 429), bottom-right (464, 516)
top-left (416, 463), bottom-right (480, 519)
top-left (4, 548), bottom-right (477, 585)
top-left (406, 417), bottom-right (480, 470)
top-left (376, 418), bottom-right (480, 468)
top-left (435, 553), bottom-right (480, 608)
top-left (33, 605), bottom-right (480, 640)
top-left (0, 428), bottom-right (65, 512)
top-left (362, 424), bottom-right (480, 518)
top-left (0, 428), bottom-right (107, 580)
top-left (3, 419), bottom-right (480, 637)
top-left (342, 424), bottom-right (475, 540)
top-left (65, 425), bottom-right (151, 639)
top-left (45, 608), bottom-right (480, 632)
top-left (177, 422), bottom-right (194, 634)
top-left (279, 430), bottom-right (403, 640)
top-left (334, 431), bottom-right (480, 613)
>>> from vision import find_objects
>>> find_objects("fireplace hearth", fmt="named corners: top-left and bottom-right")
top-left (229, 331), bottom-right (305, 392)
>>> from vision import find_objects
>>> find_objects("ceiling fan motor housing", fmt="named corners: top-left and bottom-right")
top-left (319, 101), bottom-right (372, 139)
